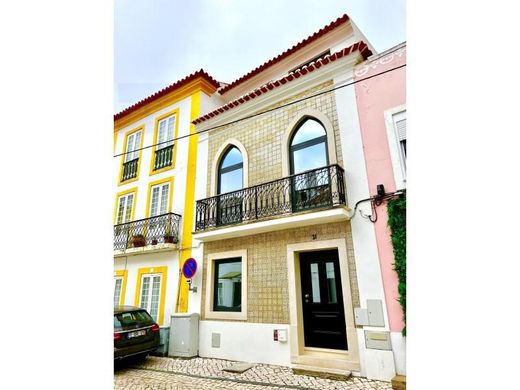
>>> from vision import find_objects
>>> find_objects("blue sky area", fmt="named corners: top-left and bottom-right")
top-left (114, 0), bottom-right (406, 113)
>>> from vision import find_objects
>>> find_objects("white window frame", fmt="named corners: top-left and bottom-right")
top-left (205, 249), bottom-right (248, 320)
top-left (149, 182), bottom-right (170, 217)
top-left (139, 273), bottom-right (162, 322)
top-left (384, 105), bottom-right (407, 189)
top-left (116, 193), bottom-right (134, 225)
top-left (114, 276), bottom-right (123, 306)
top-left (125, 130), bottom-right (142, 162)
top-left (157, 115), bottom-right (175, 150)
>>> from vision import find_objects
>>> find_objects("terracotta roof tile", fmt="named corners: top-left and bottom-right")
top-left (193, 41), bottom-right (371, 125)
top-left (114, 69), bottom-right (219, 121)
top-left (218, 14), bottom-right (350, 95)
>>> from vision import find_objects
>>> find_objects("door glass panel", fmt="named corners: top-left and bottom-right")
top-left (114, 278), bottom-right (122, 307)
top-left (310, 263), bottom-right (321, 303)
top-left (326, 262), bottom-right (337, 304)
top-left (292, 142), bottom-right (327, 173)
top-left (219, 168), bottom-right (243, 194)
top-left (140, 276), bottom-right (150, 309)
top-left (159, 184), bottom-right (169, 214)
top-left (150, 276), bottom-right (161, 322)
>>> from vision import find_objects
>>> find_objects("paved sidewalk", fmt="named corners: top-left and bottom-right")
top-left (115, 356), bottom-right (392, 390)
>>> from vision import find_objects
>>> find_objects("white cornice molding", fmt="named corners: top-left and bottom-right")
top-left (195, 53), bottom-right (363, 132)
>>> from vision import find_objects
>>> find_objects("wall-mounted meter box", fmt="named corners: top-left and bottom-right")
top-left (354, 308), bottom-right (369, 326)
top-left (364, 331), bottom-right (392, 350)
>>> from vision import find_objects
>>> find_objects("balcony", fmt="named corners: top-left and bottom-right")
top-left (153, 145), bottom-right (173, 171)
top-left (194, 164), bottom-right (348, 238)
top-left (121, 158), bottom-right (139, 182)
top-left (114, 212), bottom-right (181, 252)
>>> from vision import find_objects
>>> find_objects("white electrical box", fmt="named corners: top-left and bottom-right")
top-left (367, 299), bottom-right (385, 327)
top-left (354, 308), bottom-right (370, 326)
top-left (168, 313), bottom-right (199, 357)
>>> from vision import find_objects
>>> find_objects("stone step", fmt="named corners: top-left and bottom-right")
top-left (291, 364), bottom-right (352, 381)
top-left (391, 374), bottom-right (406, 390)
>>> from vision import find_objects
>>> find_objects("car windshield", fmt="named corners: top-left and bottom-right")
top-left (114, 310), bottom-right (154, 329)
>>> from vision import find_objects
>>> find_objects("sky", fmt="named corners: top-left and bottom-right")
top-left (114, 0), bottom-right (406, 113)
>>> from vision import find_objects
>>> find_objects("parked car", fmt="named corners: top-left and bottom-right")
top-left (114, 306), bottom-right (160, 360)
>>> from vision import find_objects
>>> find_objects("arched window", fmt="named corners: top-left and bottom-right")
top-left (218, 146), bottom-right (243, 194)
top-left (289, 118), bottom-right (329, 174)
top-left (289, 118), bottom-right (331, 211)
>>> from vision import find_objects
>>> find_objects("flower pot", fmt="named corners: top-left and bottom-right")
top-left (132, 235), bottom-right (146, 247)
top-left (151, 239), bottom-right (158, 245)
top-left (164, 235), bottom-right (175, 244)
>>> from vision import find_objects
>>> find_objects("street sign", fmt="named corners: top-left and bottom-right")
top-left (182, 258), bottom-right (198, 279)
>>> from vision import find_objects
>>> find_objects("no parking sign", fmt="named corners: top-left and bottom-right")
top-left (182, 258), bottom-right (198, 279)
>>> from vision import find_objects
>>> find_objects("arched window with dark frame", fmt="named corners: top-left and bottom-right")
top-left (218, 146), bottom-right (243, 194)
top-left (217, 146), bottom-right (244, 225)
top-left (289, 118), bottom-right (331, 211)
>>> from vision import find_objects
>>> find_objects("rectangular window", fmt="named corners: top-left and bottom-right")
top-left (121, 128), bottom-right (142, 182)
top-left (149, 182), bottom-right (169, 217)
top-left (125, 130), bottom-right (142, 162)
top-left (139, 273), bottom-right (162, 322)
top-left (213, 258), bottom-right (242, 312)
top-left (157, 115), bottom-right (175, 150)
top-left (116, 193), bottom-right (134, 224)
top-left (152, 115), bottom-right (175, 171)
top-left (114, 277), bottom-right (123, 307)
top-left (393, 112), bottom-right (406, 176)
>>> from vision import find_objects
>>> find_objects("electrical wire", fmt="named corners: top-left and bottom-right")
top-left (113, 61), bottom-right (406, 158)
top-left (350, 189), bottom-right (406, 223)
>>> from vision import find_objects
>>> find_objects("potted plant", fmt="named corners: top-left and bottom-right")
top-left (163, 225), bottom-right (175, 244)
top-left (151, 239), bottom-right (158, 245)
top-left (132, 234), bottom-right (146, 247)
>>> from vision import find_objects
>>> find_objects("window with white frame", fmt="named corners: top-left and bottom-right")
top-left (114, 276), bottom-right (123, 307)
top-left (157, 115), bottom-right (175, 150)
top-left (139, 273), bottom-right (162, 322)
top-left (384, 107), bottom-right (407, 189)
top-left (125, 130), bottom-right (142, 163)
top-left (149, 183), bottom-right (169, 217)
top-left (116, 193), bottom-right (134, 224)
top-left (393, 111), bottom-right (406, 175)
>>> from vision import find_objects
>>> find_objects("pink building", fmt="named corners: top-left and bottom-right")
top-left (354, 42), bottom-right (407, 375)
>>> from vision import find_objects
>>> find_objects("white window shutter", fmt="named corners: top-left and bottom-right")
top-left (395, 118), bottom-right (406, 141)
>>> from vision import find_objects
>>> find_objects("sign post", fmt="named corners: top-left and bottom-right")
top-left (182, 258), bottom-right (198, 293)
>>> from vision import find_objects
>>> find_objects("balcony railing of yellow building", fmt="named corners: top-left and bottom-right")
top-left (121, 158), bottom-right (139, 182)
top-left (153, 145), bottom-right (173, 171)
top-left (195, 164), bottom-right (346, 231)
top-left (114, 212), bottom-right (181, 251)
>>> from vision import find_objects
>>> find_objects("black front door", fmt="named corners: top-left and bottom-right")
top-left (300, 249), bottom-right (348, 350)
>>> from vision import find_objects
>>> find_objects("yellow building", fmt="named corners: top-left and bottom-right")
top-left (113, 70), bottom-right (220, 354)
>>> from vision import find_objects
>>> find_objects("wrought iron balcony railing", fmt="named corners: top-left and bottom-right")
top-left (114, 212), bottom-right (181, 251)
top-left (195, 164), bottom-right (346, 231)
top-left (153, 145), bottom-right (173, 171)
top-left (122, 158), bottom-right (139, 182)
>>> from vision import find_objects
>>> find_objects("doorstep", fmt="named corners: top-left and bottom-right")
top-left (391, 375), bottom-right (406, 390)
top-left (291, 364), bottom-right (352, 381)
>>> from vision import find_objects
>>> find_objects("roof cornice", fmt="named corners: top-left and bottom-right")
top-left (218, 14), bottom-right (351, 95)
top-left (193, 41), bottom-right (371, 128)
top-left (114, 69), bottom-right (219, 131)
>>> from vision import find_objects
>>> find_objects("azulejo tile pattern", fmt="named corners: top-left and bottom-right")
top-left (201, 221), bottom-right (360, 323)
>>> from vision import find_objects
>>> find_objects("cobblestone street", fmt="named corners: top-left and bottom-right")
top-left (115, 356), bottom-right (392, 390)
